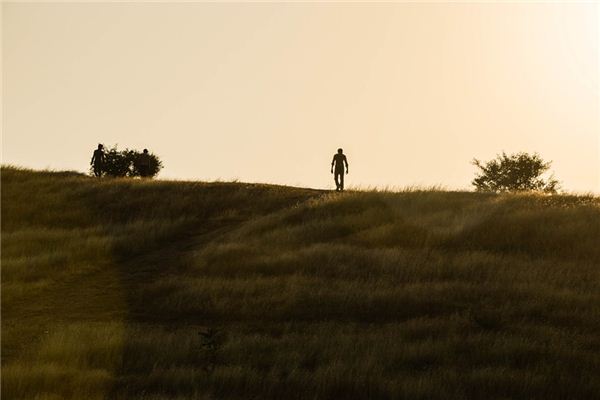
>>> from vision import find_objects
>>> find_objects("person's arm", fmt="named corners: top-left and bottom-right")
top-left (331, 156), bottom-right (335, 174)
top-left (344, 156), bottom-right (349, 174)
top-left (91, 152), bottom-right (95, 165)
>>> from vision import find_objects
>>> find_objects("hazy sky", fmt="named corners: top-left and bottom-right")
top-left (2, 2), bottom-right (599, 191)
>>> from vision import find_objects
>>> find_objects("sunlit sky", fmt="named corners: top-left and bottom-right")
top-left (2, 2), bottom-right (599, 191)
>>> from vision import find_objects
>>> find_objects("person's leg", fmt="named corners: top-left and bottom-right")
top-left (335, 171), bottom-right (344, 191)
top-left (339, 171), bottom-right (344, 191)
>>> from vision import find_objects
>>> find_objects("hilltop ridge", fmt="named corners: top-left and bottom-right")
top-left (2, 167), bottom-right (600, 400)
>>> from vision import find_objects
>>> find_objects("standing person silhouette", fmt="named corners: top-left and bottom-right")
top-left (138, 149), bottom-right (151, 178)
top-left (331, 148), bottom-right (349, 191)
top-left (90, 144), bottom-right (105, 177)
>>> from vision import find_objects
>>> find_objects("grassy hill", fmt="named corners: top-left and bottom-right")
top-left (2, 166), bottom-right (600, 400)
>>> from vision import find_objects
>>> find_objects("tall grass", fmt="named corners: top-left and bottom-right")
top-left (2, 166), bottom-right (599, 399)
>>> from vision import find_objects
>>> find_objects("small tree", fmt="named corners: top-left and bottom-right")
top-left (101, 146), bottom-right (133, 177)
top-left (92, 145), bottom-right (163, 178)
top-left (472, 152), bottom-right (559, 193)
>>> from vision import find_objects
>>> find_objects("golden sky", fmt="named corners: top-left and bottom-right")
top-left (2, 2), bottom-right (599, 191)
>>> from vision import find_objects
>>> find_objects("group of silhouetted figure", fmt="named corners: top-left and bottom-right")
top-left (91, 144), bottom-right (349, 191)
top-left (91, 144), bottom-right (153, 178)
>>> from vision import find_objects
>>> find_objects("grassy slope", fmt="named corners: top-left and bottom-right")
top-left (2, 166), bottom-right (600, 400)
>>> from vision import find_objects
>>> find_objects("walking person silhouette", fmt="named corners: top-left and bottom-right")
top-left (90, 144), bottom-right (105, 177)
top-left (331, 148), bottom-right (349, 191)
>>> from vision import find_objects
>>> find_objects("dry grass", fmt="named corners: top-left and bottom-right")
top-left (2, 166), bottom-right (600, 399)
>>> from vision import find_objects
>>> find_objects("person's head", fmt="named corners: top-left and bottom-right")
top-left (143, 149), bottom-right (148, 154)
top-left (97, 144), bottom-right (103, 150)
top-left (337, 148), bottom-right (343, 154)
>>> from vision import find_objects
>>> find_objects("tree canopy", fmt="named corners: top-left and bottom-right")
top-left (472, 152), bottom-right (559, 193)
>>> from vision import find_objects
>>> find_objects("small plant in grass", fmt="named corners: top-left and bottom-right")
top-left (198, 328), bottom-right (224, 373)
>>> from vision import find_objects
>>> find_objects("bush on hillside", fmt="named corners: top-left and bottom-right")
top-left (472, 152), bottom-right (559, 193)
top-left (93, 145), bottom-right (163, 178)
top-left (101, 146), bottom-right (134, 177)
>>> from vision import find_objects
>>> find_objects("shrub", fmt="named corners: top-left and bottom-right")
top-left (100, 146), bottom-right (134, 177)
top-left (472, 152), bottom-right (559, 193)
top-left (92, 145), bottom-right (163, 178)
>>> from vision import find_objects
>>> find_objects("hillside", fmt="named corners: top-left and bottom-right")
top-left (2, 166), bottom-right (600, 400)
